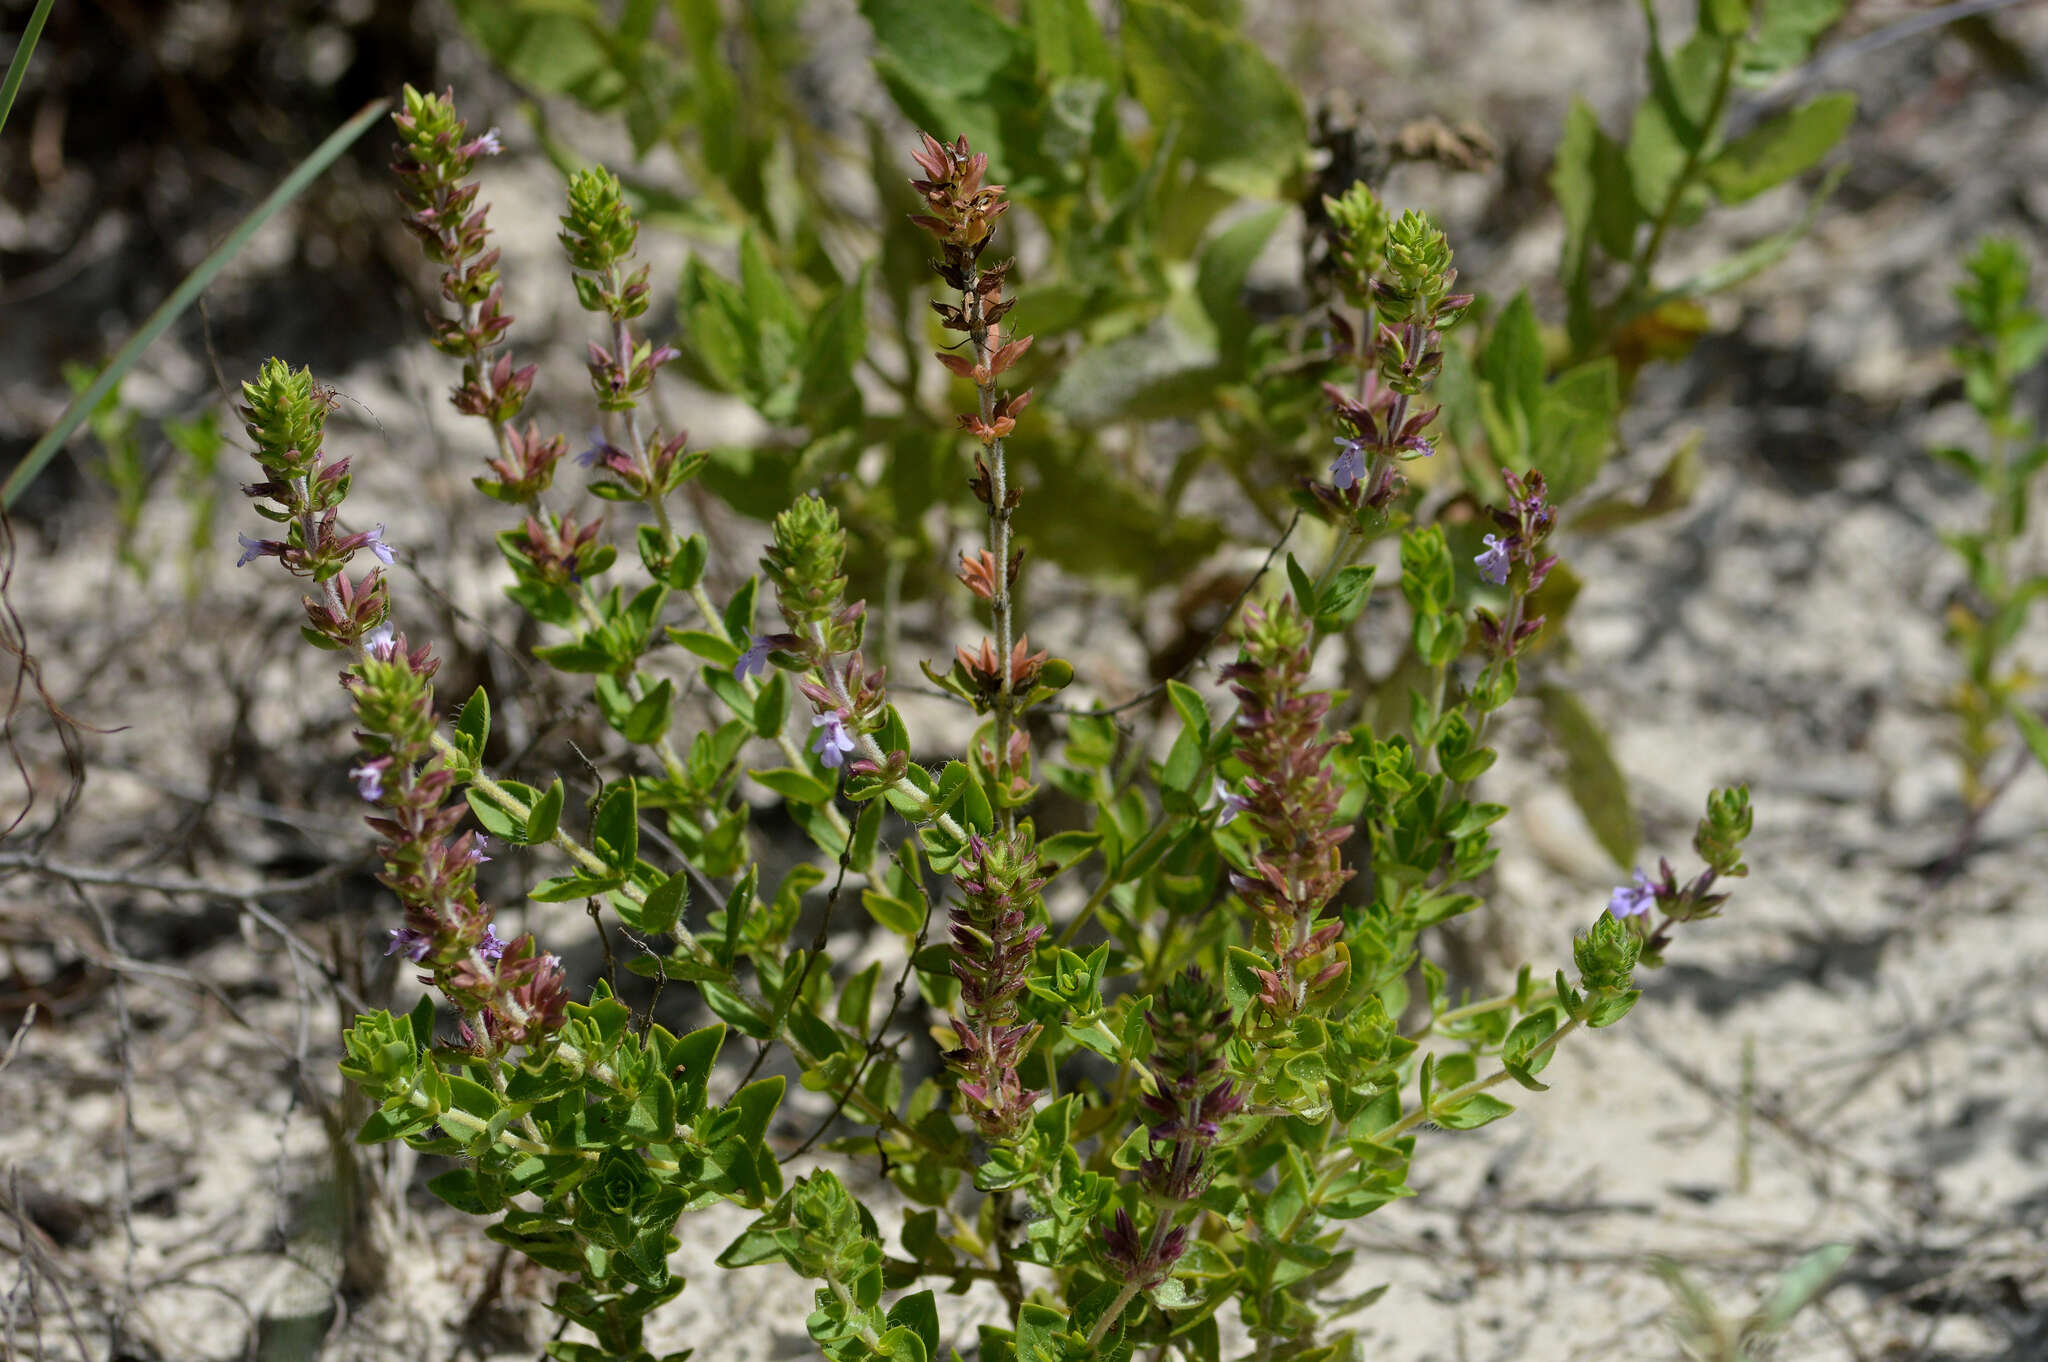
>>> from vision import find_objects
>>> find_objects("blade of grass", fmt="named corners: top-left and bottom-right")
top-left (0, 0), bottom-right (57, 140)
top-left (2, 95), bottom-right (391, 510)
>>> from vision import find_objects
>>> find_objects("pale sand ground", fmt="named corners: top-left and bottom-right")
top-left (3, 2), bottom-right (2046, 1359)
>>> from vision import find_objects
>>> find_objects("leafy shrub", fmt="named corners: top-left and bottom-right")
top-left (228, 79), bottom-right (1763, 1361)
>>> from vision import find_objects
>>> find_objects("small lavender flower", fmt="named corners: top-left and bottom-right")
top-left (478, 922), bottom-right (507, 960)
top-left (467, 834), bottom-right (491, 865)
top-left (1330, 436), bottom-right (1368, 491)
top-left (364, 623), bottom-right (397, 660)
top-left (810, 711), bottom-right (857, 768)
top-left (1213, 778), bottom-right (1249, 827)
top-left (362, 524), bottom-right (395, 566)
top-left (349, 757), bottom-right (389, 802)
top-left (235, 532), bottom-right (278, 567)
top-left (1475, 533), bottom-right (1511, 586)
top-left (735, 631), bottom-right (773, 681)
top-left (1608, 868), bottom-right (1657, 920)
top-left (574, 428), bottom-right (616, 468)
top-left (384, 927), bottom-right (431, 962)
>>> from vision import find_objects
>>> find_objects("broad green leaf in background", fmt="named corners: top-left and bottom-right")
top-left (450, 0), bottom-right (623, 109)
top-left (1479, 291), bottom-right (1545, 462)
top-left (860, 0), bottom-right (1034, 183)
top-left (1531, 359), bottom-right (1621, 504)
top-left (1025, 0), bottom-right (1117, 86)
top-left (1741, 0), bottom-right (1849, 83)
top-left (1197, 204), bottom-right (1288, 364)
top-left (1627, 31), bottom-right (1733, 214)
top-left (1538, 683), bottom-right (1640, 869)
top-left (1703, 92), bottom-right (1855, 203)
top-left (1121, 0), bottom-right (1308, 199)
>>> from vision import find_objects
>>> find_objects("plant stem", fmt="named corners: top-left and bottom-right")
top-left (966, 263), bottom-right (1019, 832)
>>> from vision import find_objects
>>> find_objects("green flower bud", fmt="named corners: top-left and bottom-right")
top-left (1694, 785), bottom-right (1753, 879)
top-left (762, 494), bottom-right (849, 633)
top-left (1384, 210), bottom-right (1456, 324)
top-left (337, 1010), bottom-right (419, 1101)
top-left (560, 167), bottom-right (641, 277)
top-left (240, 358), bottom-right (328, 477)
top-left (1573, 911), bottom-right (1642, 995)
top-left (1324, 181), bottom-right (1390, 305)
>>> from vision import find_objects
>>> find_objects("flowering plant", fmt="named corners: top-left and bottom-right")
top-left (232, 88), bottom-right (1756, 1362)
top-left (446, 3), bottom-right (1853, 877)
top-left (1932, 237), bottom-right (2048, 841)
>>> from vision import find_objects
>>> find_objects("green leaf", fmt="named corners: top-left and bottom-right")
top-left (450, 0), bottom-right (618, 105)
top-left (752, 669), bottom-right (788, 740)
top-left (592, 782), bottom-right (639, 871)
top-left (1537, 685), bottom-right (1640, 869)
top-left (1166, 680), bottom-right (1212, 750)
top-left (670, 628), bottom-right (740, 668)
top-left (1757, 1243), bottom-right (1851, 1330)
top-left (1531, 359), bottom-right (1620, 504)
top-left (1432, 1092), bottom-right (1516, 1130)
top-left (454, 687), bottom-right (491, 766)
top-left (1742, 0), bottom-right (1847, 82)
top-left (467, 781), bottom-right (538, 842)
top-left (531, 637), bottom-right (617, 674)
top-left (750, 767), bottom-right (836, 805)
top-left (936, 761), bottom-right (994, 832)
top-left (1222, 945), bottom-right (1271, 1014)
top-left (528, 779), bottom-right (566, 845)
top-left (1026, 0), bottom-right (1117, 84)
top-left (639, 870), bottom-right (690, 936)
top-left (528, 871), bottom-right (624, 903)
top-left (427, 1166), bottom-right (500, 1216)
top-left (886, 1291), bottom-right (942, 1360)
top-left (1317, 563), bottom-right (1378, 629)
top-left (1196, 204), bottom-right (1287, 359)
top-left (1122, 0), bottom-right (1307, 198)
top-left (861, 0), bottom-right (1023, 99)
top-left (2013, 707), bottom-right (2048, 776)
top-left (621, 678), bottom-right (673, 746)
top-left (1703, 92), bottom-right (1854, 203)
top-left (1627, 32), bottom-right (1728, 214)
top-left (1699, 0), bottom-right (1752, 38)
top-left (722, 577), bottom-right (759, 649)
top-left (800, 268), bottom-right (870, 424)
top-left (1481, 292), bottom-right (1545, 442)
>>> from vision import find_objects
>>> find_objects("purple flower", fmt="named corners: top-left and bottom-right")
top-left (364, 623), bottom-right (397, 661)
top-left (735, 631), bottom-right (773, 681)
top-left (235, 532), bottom-right (277, 567)
top-left (575, 428), bottom-right (623, 469)
top-left (478, 923), bottom-right (507, 961)
top-left (1213, 778), bottom-right (1250, 827)
top-left (1608, 869), bottom-right (1657, 920)
top-left (465, 126), bottom-right (504, 158)
top-left (384, 927), bottom-right (431, 962)
top-left (362, 524), bottom-right (395, 566)
top-left (1475, 533), bottom-right (1511, 586)
top-left (810, 711), bottom-right (857, 769)
top-left (1330, 437), bottom-right (1368, 491)
top-left (467, 834), bottom-right (491, 865)
top-left (348, 758), bottom-right (388, 802)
